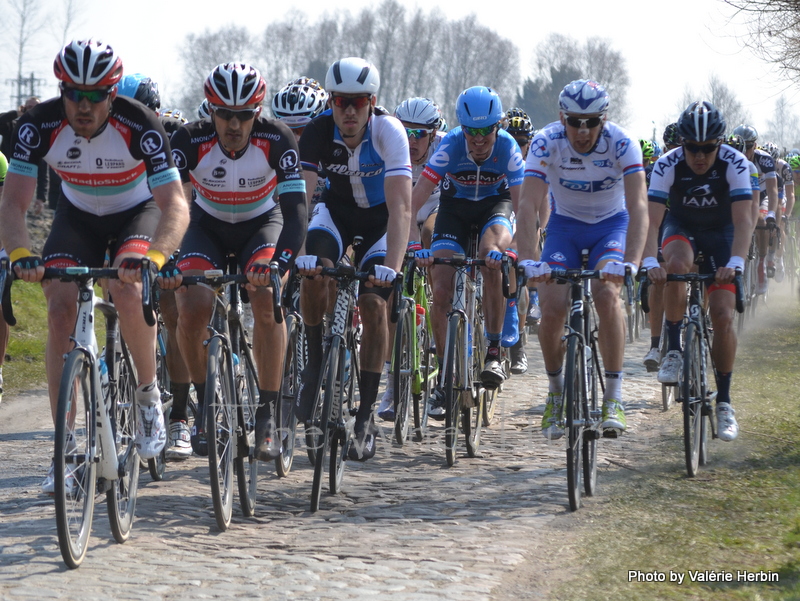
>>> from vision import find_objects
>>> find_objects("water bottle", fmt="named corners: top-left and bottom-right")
top-left (98, 357), bottom-right (109, 400)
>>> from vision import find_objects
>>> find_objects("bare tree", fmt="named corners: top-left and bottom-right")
top-left (675, 75), bottom-right (751, 136)
top-left (4, 0), bottom-right (46, 107)
top-left (765, 94), bottom-right (800, 149)
top-left (52, 0), bottom-right (85, 47)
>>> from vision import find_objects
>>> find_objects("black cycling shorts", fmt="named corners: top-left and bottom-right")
top-left (431, 196), bottom-right (513, 255)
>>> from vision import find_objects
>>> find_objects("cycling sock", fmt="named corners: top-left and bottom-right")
top-left (357, 371), bottom-right (381, 420)
top-left (256, 390), bottom-right (279, 421)
top-left (546, 367), bottom-right (564, 393)
top-left (715, 371), bottom-right (732, 404)
top-left (169, 382), bottom-right (190, 422)
top-left (667, 320), bottom-right (682, 352)
top-left (650, 336), bottom-right (660, 350)
top-left (486, 332), bottom-right (501, 345)
top-left (605, 371), bottom-right (623, 399)
top-left (304, 323), bottom-right (323, 375)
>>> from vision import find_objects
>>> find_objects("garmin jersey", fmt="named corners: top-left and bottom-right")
top-left (524, 120), bottom-right (643, 224)
top-left (648, 144), bottom-right (752, 229)
top-left (7, 96), bottom-right (179, 216)
top-left (170, 116), bottom-right (305, 223)
top-left (299, 110), bottom-right (411, 209)
top-left (421, 127), bottom-right (524, 201)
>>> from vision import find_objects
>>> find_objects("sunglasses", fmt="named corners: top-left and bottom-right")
top-left (564, 115), bottom-right (604, 129)
top-left (406, 127), bottom-right (434, 139)
top-left (212, 106), bottom-right (259, 121)
top-left (60, 85), bottom-right (112, 104)
top-left (330, 95), bottom-right (372, 110)
top-left (684, 142), bottom-right (720, 155)
top-left (463, 124), bottom-right (497, 137)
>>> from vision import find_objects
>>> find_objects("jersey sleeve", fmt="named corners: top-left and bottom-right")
top-left (120, 100), bottom-right (180, 189)
top-left (615, 129), bottom-right (644, 176)
top-left (422, 130), bottom-right (458, 184)
top-left (299, 117), bottom-right (325, 174)
top-left (372, 115), bottom-right (412, 179)
top-left (728, 155), bottom-right (757, 202)
top-left (523, 131), bottom-right (550, 183)
top-left (647, 154), bottom-right (677, 205)
top-left (168, 125), bottom-right (196, 184)
top-left (498, 131), bottom-right (524, 187)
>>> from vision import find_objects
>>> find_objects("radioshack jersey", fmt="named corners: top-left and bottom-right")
top-left (170, 115), bottom-right (305, 223)
top-left (299, 110), bottom-right (411, 209)
top-left (648, 144), bottom-right (753, 229)
top-left (7, 96), bottom-right (179, 215)
top-left (524, 120), bottom-right (643, 224)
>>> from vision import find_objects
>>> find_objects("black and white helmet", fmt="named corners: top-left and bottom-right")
top-left (325, 57), bottom-right (380, 96)
top-left (677, 100), bottom-right (726, 142)
top-left (272, 79), bottom-right (329, 127)
top-left (395, 97), bottom-right (440, 127)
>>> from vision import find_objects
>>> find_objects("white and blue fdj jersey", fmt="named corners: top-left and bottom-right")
top-left (524, 120), bottom-right (643, 224)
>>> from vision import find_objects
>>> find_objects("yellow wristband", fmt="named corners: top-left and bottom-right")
top-left (8, 247), bottom-right (32, 263)
top-left (145, 249), bottom-right (167, 270)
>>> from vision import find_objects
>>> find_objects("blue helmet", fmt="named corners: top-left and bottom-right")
top-left (455, 86), bottom-right (503, 128)
top-left (116, 73), bottom-right (160, 111)
top-left (558, 79), bottom-right (609, 115)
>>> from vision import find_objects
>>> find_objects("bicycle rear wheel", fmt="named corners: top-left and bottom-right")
top-left (311, 341), bottom-right (339, 511)
top-left (54, 350), bottom-right (96, 569)
top-left (206, 337), bottom-right (235, 530)
top-left (682, 323), bottom-right (704, 477)
top-left (107, 347), bottom-right (139, 544)
top-left (235, 346), bottom-right (259, 518)
top-left (444, 313), bottom-right (465, 467)
top-left (393, 299), bottom-right (414, 446)
top-left (564, 335), bottom-right (585, 511)
top-left (276, 315), bottom-right (301, 477)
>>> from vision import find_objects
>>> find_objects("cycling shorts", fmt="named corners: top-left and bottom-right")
top-left (42, 199), bottom-right (160, 268)
top-left (661, 214), bottom-right (734, 276)
top-left (541, 211), bottom-right (628, 269)
top-left (177, 202), bottom-right (282, 272)
top-left (431, 196), bottom-right (513, 255)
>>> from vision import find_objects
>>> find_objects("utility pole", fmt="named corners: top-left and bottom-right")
top-left (6, 72), bottom-right (46, 109)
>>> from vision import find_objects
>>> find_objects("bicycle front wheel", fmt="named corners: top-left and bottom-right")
top-left (682, 323), bottom-right (704, 477)
top-left (444, 313), bottom-right (465, 467)
top-left (54, 350), bottom-right (97, 569)
top-left (583, 343), bottom-right (599, 497)
top-left (311, 340), bottom-right (339, 511)
top-left (413, 309), bottom-right (434, 441)
top-left (393, 300), bottom-right (414, 446)
top-left (276, 315), bottom-right (301, 477)
top-left (206, 337), bottom-right (236, 530)
top-left (235, 347), bottom-right (259, 518)
top-left (564, 335), bottom-right (585, 511)
top-left (107, 347), bottom-right (139, 544)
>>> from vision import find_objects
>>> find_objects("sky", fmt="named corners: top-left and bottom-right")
top-left (2, 0), bottom-right (798, 144)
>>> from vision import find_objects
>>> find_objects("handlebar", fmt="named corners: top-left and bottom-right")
top-left (639, 271), bottom-right (744, 314)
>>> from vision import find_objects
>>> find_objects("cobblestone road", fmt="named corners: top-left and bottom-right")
top-left (0, 330), bottom-right (665, 600)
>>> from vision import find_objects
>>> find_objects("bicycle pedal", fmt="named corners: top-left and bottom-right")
top-left (602, 428), bottom-right (620, 439)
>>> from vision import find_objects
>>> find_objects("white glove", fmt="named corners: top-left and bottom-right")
top-left (519, 259), bottom-right (551, 279)
top-left (372, 264), bottom-right (397, 284)
top-left (726, 256), bottom-right (745, 271)
top-left (601, 261), bottom-right (637, 278)
top-left (296, 255), bottom-right (318, 272)
top-left (641, 256), bottom-right (660, 271)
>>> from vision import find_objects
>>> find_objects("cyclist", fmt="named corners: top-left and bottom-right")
top-left (412, 86), bottom-right (524, 418)
top-left (377, 96), bottom-right (443, 421)
top-left (0, 97), bottom-right (48, 215)
top-left (640, 139), bottom-right (655, 170)
top-left (271, 77), bottom-right (329, 143)
top-left (197, 99), bottom-right (211, 121)
top-left (733, 124), bottom-right (777, 295)
top-left (0, 39), bottom-right (189, 491)
top-left (164, 63), bottom-right (307, 462)
top-left (295, 57), bottom-right (411, 461)
top-left (767, 143), bottom-right (794, 281)
top-left (644, 101), bottom-right (753, 441)
top-left (516, 79), bottom-right (647, 439)
top-left (662, 122), bottom-right (681, 152)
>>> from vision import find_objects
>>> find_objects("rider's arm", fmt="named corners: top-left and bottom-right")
top-left (731, 198), bottom-right (755, 261)
top-left (270, 121), bottom-right (308, 275)
top-left (385, 175), bottom-right (412, 272)
top-left (409, 176), bottom-right (437, 241)
top-left (149, 179), bottom-right (190, 262)
top-left (0, 171), bottom-right (36, 257)
top-left (516, 175), bottom-right (548, 261)
top-left (766, 175), bottom-right (779, 214)
top-left (785, 180), bottom-right (795, 218)
top-left (622, 170), bottom-right (648, 266)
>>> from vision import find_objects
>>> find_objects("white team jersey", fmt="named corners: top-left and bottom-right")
top-left (524, 120), bottom-right (643, 224)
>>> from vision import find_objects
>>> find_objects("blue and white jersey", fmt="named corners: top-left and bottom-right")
top-left (421, 127), bottom-right (524, 201)
top-left (524, 120), bottom-right (643, 224)
top-left (299, 110), bottom-right (411, 209)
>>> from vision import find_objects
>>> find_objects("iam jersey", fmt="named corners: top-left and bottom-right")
top-left (524, 120), bottom-right (643, 224)
top-left (648, 144), bottom-right (753, 229)
top-left (422, 127), bottom-right (524, 201)
top-left (299, 110), bottom-right (411, 209)
top-left (752, 148), bottom-right (777, 199)
top-left (170, 116), bottom-right (304, 223)
top-left (8, 96), bottom-right (178, 215)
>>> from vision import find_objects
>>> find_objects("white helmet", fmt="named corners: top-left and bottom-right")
top-left (272, 80), bottom-right (328, 127)
top-left (325, 57), bottom-right (380, 96)
top-left (395, 97), bottom-right (440, 127)
top-left (197, 99), bottom-right (211, 120)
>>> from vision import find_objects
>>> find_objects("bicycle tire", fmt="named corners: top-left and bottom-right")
top-left (311, 341), bottom-right (339, 511)
top-left (235, 346), bottom-right (259, 518)
top-left (148, 329), bottom-right (170, 482)
top-left (54, 350), bottom-right (97, 569)
top-left (276, 315), bottom-right (301, 477)
top-left (444, 313), bottom-right (465, 467)
top-left (206, 337), bottom-right (235, 530)
top-left (682, 323), bottom-right (704, 477)
top-left (393, 300), bottom-right (414, 446)
top-left (482, 385), bottom-right (498, 428)
top-left (413, 309), bottom-right (434, 441)
top-left (583, 342), bottom-right (599, 497)
top-left (304, 363), bottom-right (325, 468)
top-left (107, 347), bottom-right (139, 544)
top-left (565, 334), bottom-right (584, 511)
top-left (464, 309), bottom-right (485, 458)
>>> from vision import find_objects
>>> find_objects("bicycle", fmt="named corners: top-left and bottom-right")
top-left (784, 216), bottom-right (799, 293)
top-left (275, 271), bottom-right (303, 477)
top-left (390, 250), bottom-right (439, 444)
top-left (181, 260), bottom-right (282, 530)
top-left (0, 261), bottom-right (155, 568)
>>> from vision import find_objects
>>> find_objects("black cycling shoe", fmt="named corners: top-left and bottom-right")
top-left (254, 417), bottom-right (281, 461)
top-left (348, 413), bottom-right (378, 461)
top-left (190, 424), bottom-right (208, 457)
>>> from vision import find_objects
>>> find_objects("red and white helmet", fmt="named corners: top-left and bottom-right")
top-left (53, 39), bottom-right (123, 87)
top-left (204, 63), bottom-right (267, 107)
